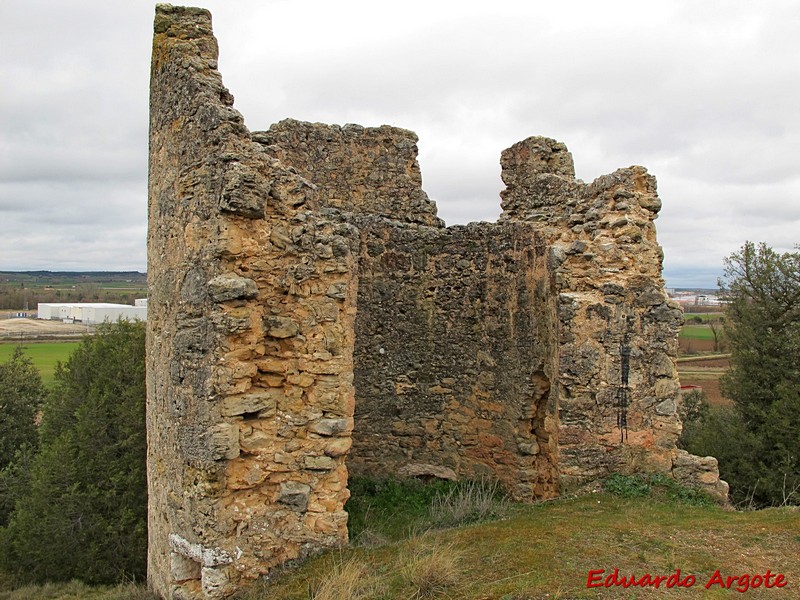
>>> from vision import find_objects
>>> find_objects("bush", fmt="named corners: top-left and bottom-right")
top-left (680, 405), bottom-right (781, 508)
top-left (0, 348), bottom-right (46, 528)
top-left (678, 389), bottom-right (710, 426)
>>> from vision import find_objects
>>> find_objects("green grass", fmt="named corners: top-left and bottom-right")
top-left (0, 342), bottom-right (79, 386)
top-left (680, 325), bottom-right (716, 340)
top-left (346, 477), bottom-right (506, 544)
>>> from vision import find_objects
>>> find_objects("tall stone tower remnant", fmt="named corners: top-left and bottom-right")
top-left (147, 5), bottom-right (727, 598)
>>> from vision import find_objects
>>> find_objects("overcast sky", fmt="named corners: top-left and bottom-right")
top-left (1, 1), bottom-right (798, 287)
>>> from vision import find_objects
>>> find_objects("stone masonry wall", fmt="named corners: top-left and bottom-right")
top-left (148, 6), bottom-right (358, 599)
top-left (255, 120), bottom-right (443, 227)
top-left (258, 123), bottom-right (560, 501)
top-left (148, 6), bottom-right (726, 599)
top-left (500, 138), bottom-right (728, 497)
top-left (347, 219), bottom-right (559, 500)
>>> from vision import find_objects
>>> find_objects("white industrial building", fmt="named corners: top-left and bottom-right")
top-left (37, 302), bottom-right (147, 324)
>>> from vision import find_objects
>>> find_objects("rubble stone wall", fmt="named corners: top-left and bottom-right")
top-left (254, 120), bottom-right (443, 227)
top-left (347, 218), bottom-right (559, 500)
top-left (147, 5), bottom-right (727, 599)
top-left (257, 122), bottom-right (560, 501)
top-left (148, 6), bottom-right (357, 599)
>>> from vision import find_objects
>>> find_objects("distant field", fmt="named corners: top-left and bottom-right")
top-left (0, 342), bottom-right (80, 386)
top-left (679, 324), bottom-right (716, 340)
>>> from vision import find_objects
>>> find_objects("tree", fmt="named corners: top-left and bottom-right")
top-left (0, 348), bottom-right (45, 525)
top-left (0, 348), bottom-right (44, 471)
top-left (0, 320), bottom-right (147, 584)
top-left (684, 242), bottom-right (800, 507)
top-left (707, 315), bottom-right (726, 353)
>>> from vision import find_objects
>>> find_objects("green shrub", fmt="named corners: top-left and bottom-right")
top-left (603, 473), bottom-right (713, 506)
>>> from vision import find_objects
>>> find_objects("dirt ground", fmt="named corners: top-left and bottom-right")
top-left (0, 318), bottom-right (93, 342)
top-left (679, 337), bottom-right (717, 354)
top-left (678, 355), bottom-right (731, 406)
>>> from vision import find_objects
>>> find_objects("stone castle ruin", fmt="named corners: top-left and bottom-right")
top-left (147, 5), bottom-right (727, 598)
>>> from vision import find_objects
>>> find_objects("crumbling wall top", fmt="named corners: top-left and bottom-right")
top-left (254, 118), bottom-right (444, 227)
top-left (499, 136), bottom-right (581, 223)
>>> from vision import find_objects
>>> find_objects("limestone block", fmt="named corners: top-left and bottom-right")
top-left (265, 316), bottom-right (300, 338)
top-left (278, 481), bottom-right (311, 512)
top-left (168, 534), bottom-right (232, 568)
top-left (170, 552), bottom-right (201, 583)
top-left (207, 274), bottom-right (258, 302)
top-left (209, 423), bottom-right (240, 460)
top-left (326, 282), bottom-right (347, 299)
top-left (219, 161), bottom-right (271, 218)
top-left (654, 378), bottom-right (680, 399)
top-left (654, 399), bottom-right (676, 416)
top-left (240, 429), bottom-right (273, 453)
top-left (397, 463), bottom-right (457, 480)
top-left (651, 353), bottom-right (675, 377)
top-left (287, 372), bottom-right (315, 387)
top-left (220, 390), bottom-right (279, 417)
top-left (304, 455), bottom-right (337, 470)
top-left (672, 449), bottom-right (729, 503)
top-left (323, 437), bottom-right (352, 457)
top-left (201, 566), bottom-right (232, 600)
top-left (308, 418), bottom-right (350, 436)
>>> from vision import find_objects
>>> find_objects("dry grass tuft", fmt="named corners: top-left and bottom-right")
top-left (400, 541), bottom-right (462, 599)
top-left (429, 479), bottom-right (508, 528)
top-left (309, 557), bottom-right (382, 600)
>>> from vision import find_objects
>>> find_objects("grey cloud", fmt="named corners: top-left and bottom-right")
top-left (0, 0), bottom-right (797, 287)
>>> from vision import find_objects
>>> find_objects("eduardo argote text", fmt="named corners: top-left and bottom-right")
top-left (587, 568), bottom-right (788, 593)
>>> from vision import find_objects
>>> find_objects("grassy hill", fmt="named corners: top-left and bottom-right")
top-left (257, 489), bottom-right (799, 599)
top-left (2, 478), bottom-right (797, 599)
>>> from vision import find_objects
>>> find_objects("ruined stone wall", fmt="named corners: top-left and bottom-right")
top-left (500, 138), bottom-right (727, 497)
top-left (148, 6), bottom-right (358, 598)
top-left (148, 6), bottom-right (726, 599)
top-left (347, 219), bottom-right (559, 500)
top-left (258, 122), bottom-right (559, 500)
top-left (255, 120), bottom-right (443, 227)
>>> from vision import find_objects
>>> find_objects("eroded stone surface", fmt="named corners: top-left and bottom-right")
top-left (148, 6), bottom-right (356, 598)
top-left (147, 6), bottom-right (726, 598)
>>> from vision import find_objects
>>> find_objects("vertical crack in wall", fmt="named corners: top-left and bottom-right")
top-left (616, 316), bottom-right (633, 444)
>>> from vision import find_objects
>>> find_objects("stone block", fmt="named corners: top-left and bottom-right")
top-left (220, 390), bottom-right (279, 417)
top-left (323, 437), bottom-right (352, 457)
top-left (278, 481), bottom-right (311, 512)
top-left (265, 316), bottom-right (300, 338)
top-left (207, 274), bottom-right (259, 302)
top-left (209, 423), bottom-right (240, 460)
top-left (304, 455), bottom-right (337, 470)
top-left (308, 418), bottom-right (350, 436)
